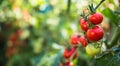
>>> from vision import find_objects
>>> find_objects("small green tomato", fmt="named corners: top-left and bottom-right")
top-left (85, 43), bottom-right (101, 56)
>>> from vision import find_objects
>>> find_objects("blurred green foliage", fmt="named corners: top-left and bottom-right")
top-left (0, 0), bottom-right (120, 66)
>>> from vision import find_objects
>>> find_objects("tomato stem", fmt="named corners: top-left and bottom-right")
top-left (94, 0), bottom-right (105, 10)
top-left (84, 0), bottom-right (105, 20)
top-left (95, 49), bottom-right (112, 59)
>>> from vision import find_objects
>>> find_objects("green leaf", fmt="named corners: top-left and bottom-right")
top-left (102, 8), bottom-right (119, 25)
top-left (109, 52), bottom-right (120, 66)
top-left (95, 52), bottom-right (113, 66)
top-left (96, 48), bottom-right (120, 66)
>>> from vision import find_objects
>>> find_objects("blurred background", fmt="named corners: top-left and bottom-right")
top-left (0, 0), bottom-right (120, 66)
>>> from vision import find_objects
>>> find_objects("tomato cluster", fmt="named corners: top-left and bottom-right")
top-left (80, 13), bottom-right (104, 41)
top-left (79, 13), bottom-right (104, 55)
top-left (61, 12), bottom-right (104, 66)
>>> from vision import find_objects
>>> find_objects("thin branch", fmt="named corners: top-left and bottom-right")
top-left (95, 49), bottom-right (112, 59)
top-left (85, 0), bottom-right (105, 17)
top-left (94, 0), bottom-right (105, 10)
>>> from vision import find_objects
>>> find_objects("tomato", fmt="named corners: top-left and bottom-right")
top-left (86, 25), bottom-right (104, 41)
top-left (66, 62), bottom-right (74, 66)
top-left (63, 49), bottom-right (70, 59)
top-left (85, 44), bottom-right (101, 56)
top-left (70, 33), bottom-right (80, 45)
top-left (78, 36), bottom-right (88, 47)
top-left (79, 18), bottom-right (89, 32)
top-left (63, 48), bottom-right (78, 59)
top-left (89, 13), bottom-right (103, 25)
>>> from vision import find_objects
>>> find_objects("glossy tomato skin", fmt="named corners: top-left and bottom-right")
top-left (63, 48), bottom-right (78, 59)
top-left (89, 13), bottom-right (103, 25)
top-left (70, 33), bottom-right (80, 45)
top-left (86, 26), bottom-right (104, 41)
top-left (79, 36), bottom-right (88, 47)
top-left (79, 18), bottom-right (89, 31)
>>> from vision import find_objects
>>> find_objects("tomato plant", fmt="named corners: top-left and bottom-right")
top-left (62, 0), bottom-right (120, 66)
top-left (0, 0), bottom-right (120, 66)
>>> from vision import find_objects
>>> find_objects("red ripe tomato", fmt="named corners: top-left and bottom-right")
top-left (89, 13), bottom-right (103, 25)
top-left (70, 33), bottom-right (80, 45)
top-left (86, 25), bottom-right (104, 41)
top-left (79, 36), bottom-right (88, 47)
top-left (63, 48), bottom-right (78, 59)
top-left (79, 18), bottom-right (89, 31)
top-left (63, 49), bottom-right (72, 59)
top-left (66, 62), bottom-right (74, 66)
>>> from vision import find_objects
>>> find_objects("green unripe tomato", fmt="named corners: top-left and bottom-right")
top-left (85, 43), bottom-right (101, 56)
